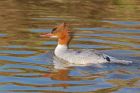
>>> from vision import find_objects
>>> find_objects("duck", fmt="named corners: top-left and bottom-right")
top-left (40, 23), bottom-right (132, 65)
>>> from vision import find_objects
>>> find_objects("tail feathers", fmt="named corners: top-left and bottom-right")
top-left (110, 59), bottom-right (133, 65)
top-left (103, 54), bottom-right (133, 65)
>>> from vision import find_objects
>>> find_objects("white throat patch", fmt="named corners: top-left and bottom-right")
top-left (54, 44), bottom-right (68, 56)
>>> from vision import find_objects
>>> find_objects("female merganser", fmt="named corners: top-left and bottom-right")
top-left (40, 23), bottom-right (132, 65)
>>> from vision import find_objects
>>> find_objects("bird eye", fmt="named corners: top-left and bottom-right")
top-left (52, 27), bottom-right (57, 32)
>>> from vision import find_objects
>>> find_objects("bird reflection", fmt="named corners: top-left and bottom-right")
top-left (43, 54), bottom-right (72, 81)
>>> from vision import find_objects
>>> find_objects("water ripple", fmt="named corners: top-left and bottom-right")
top-left (103, 20), bottom-right (140, 26)
top-left (0, 50), bottom-right (36, 55)
top-left (76, 27), bottom-right (140, 33)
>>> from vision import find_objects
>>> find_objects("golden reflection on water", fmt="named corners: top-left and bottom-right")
top-left (0, 0), bottom-right (140, 93)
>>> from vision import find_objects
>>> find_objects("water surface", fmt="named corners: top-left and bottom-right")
top-left (0, 0), bottom-right (140, 93)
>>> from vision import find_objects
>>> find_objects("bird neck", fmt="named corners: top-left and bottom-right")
top-left (58, 34), bottom-right (71, 46)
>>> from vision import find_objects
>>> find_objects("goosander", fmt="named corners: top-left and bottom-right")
top-left (40, 23), bottom-right (132, 65)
